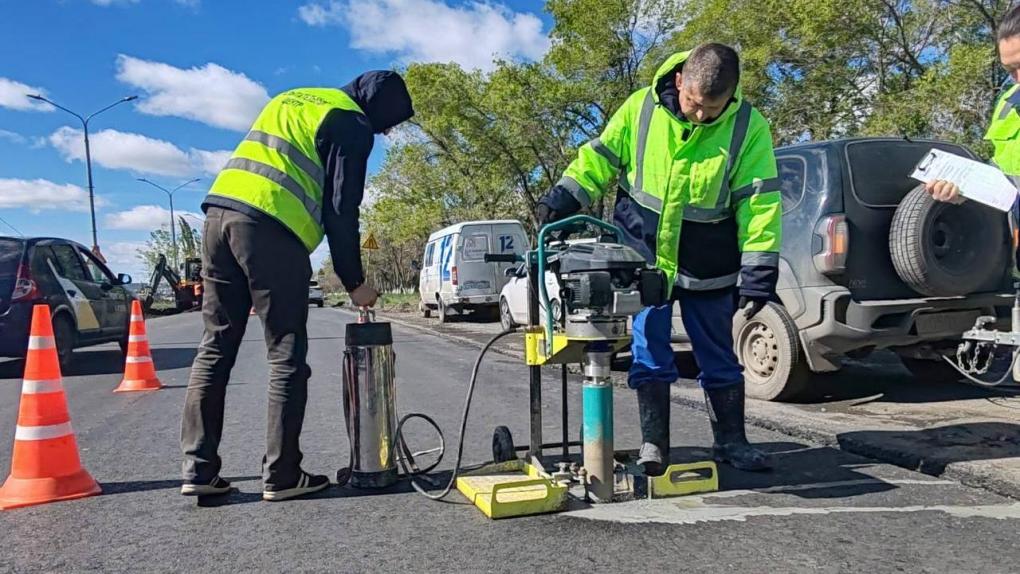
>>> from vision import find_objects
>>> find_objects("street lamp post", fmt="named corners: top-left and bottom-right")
top-left (27, 94), bottom-right (138, 260)
top-left (137, 178), bottom-right (200, 271)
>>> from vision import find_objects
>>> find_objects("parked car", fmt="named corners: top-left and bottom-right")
top-left (309, 280), bottom-right (324, 307)
top-left (418, 220), bottom-right (529, 322)
top-left (670, 137), bottom-right (1013, 401)
top-left (498, 238), bottom-right (601, 331)
top-left (0, 237), bottom-right (136, 368)
top-left (498, 264), bottom-right (563, 330)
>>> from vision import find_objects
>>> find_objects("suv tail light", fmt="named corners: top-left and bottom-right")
top-left (451, 266), bottom-right (459, 286)
top-left (11, 263), bottom-right (40, 302)
top-left (813, 215), bottom-right (849, 274)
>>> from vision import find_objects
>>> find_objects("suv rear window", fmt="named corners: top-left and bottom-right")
top-left (846, 140), bottom-right (975, 207)
top-left (777, 156), bottom-right (806, 212)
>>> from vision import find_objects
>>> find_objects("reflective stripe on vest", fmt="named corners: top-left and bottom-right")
top-left (224, 156), bottom-right (323, 224)
top-left (630, 95), bottom-right (752, 222)
top-left (675, 271), bottom-right (740, 291)
top-left (245, 130), bottom-right (326, 185)
top-left (999, 86), bottom-right (1020, 120)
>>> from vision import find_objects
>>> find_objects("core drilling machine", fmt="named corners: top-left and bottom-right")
top-left (340, 216), bottom-right (718, 516)
top-left (480, 215), bottom-right (670, 502)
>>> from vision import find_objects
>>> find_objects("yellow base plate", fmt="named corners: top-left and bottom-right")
top-left (456, 460), bottom-right (567, 519)
top-left (648, 461), bottom-right (719, 498)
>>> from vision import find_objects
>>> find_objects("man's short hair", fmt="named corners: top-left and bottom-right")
top-left (684, 43), bottom-right (740, 99)
top-left (999, 5), bottom-right (1020, 41)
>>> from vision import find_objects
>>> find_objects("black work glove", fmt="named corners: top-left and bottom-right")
top-left (536, 203), bottom-right (557, 226)
top-left (738, 296), bottom-right (767, 320)
top-left (536, 201), bottom-right (585, 240)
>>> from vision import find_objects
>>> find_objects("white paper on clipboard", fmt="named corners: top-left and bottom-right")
top-left (910, 149), bottom-right (1017, 212)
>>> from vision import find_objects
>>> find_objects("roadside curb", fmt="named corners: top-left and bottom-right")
top-left (360, 309), bottom-right (1020, 500)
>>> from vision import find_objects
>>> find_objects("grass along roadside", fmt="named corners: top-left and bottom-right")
top-left (325, 291), bottom-right (419, 312)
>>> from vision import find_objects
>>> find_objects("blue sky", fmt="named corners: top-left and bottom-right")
top-left (0, 0), bottom-right (549, 277)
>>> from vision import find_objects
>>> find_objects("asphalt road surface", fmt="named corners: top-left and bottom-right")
top-left (1, 309), bottom-right (1019, 573)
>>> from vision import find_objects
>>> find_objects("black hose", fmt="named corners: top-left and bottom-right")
top-left (393, 328), bottom-right (518, 500)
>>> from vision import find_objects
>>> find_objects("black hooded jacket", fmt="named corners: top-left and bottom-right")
top-left (203, 71), bottom-right (414, 291)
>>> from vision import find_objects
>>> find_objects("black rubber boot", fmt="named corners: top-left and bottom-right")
top-left (704, 385), bottom-right (772, 472)
top-left (635, 381), bottom-right (671, 477)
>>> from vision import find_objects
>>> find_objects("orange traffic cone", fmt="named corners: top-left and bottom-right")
top-left (0, 305), bottom-right (102, 509)
top-left (114, 300), bottom-right (162, 392)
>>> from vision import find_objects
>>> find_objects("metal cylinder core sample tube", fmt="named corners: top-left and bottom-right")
top-left (342, 317), bottom-right (399, 489)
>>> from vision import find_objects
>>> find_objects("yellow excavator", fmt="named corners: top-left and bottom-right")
top-left (141, 254), bottom-right (203, 314)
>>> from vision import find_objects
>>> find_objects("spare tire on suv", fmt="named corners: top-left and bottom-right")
top-left (890, 184), bottom-right (1008, 297)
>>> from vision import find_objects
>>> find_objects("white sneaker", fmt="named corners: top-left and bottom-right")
top-left (181, 476), bottom-right (232, 496)
top-left (262, 472), bottom-right (330, 501)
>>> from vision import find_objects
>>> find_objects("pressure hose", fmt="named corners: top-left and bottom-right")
top-left (389, 328), bottom-right (518, 499)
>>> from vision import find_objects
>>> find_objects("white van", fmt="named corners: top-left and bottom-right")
top-left (418, 220), bottom-right (528, 322)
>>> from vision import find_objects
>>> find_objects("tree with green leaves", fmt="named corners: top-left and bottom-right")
top-left (345, 0), bottom-right (1020, 293)
top-left (136, 216), bottom-right (202, 274)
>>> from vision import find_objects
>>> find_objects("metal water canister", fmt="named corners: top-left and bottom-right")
top-left (341, 312), bottom-right (399, 488)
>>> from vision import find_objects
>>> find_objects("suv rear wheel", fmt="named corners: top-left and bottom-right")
top-left (733, 303), bottom-right (811, 401)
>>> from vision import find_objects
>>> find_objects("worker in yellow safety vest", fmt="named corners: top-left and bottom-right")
top-left (928, 6), bottom-right (1020, 206)
top-left (537, 44), bottom-right (782, 474)
top-left (180, 71), bottom-right (413, 501)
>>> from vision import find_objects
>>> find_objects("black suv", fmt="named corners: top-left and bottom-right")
top-left (0, 237), bottom-right (135, 368)
top-left (671, 138), bottom-right (1013, 401)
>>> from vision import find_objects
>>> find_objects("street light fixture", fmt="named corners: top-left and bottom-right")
top-left (28, 94), bottom-right (138, 261)
top-left (137, 177), bottom-right (201, 270)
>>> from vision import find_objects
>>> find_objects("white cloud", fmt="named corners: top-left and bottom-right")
top-left (0, 77), bottom-right (54, 112)
top-left (49, 126), bottom-right (231, 177)
top-left (190, 149), bottom-right (232, 175)
top-left (298, 2), bottom-right (340, 25)
top-left (297, 0), bottom-right (549, 71)
top-left (91, 0), bottom-right (139, 5)
top-left (0, 129), bottom-right (26, 144)
top-left (102, 241), bottom-right (147, 274)
top-left (115, 55), bottom-right (269, 131)
top-left (0, 178), bottom-right (92, 212)
top-left (51, 126), bottom-right (189, 176)
top-left (105, 205), bottom-right (204, 231)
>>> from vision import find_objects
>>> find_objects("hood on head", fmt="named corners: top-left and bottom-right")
top-left (342, 70), bottom-right (415, 134)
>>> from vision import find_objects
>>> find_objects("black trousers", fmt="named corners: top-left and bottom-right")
top-left (181, 207), bottom-right (312, 488)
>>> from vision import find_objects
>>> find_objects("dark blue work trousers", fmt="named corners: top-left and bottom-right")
top-left (629, 288), bottom-right (743, 390)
